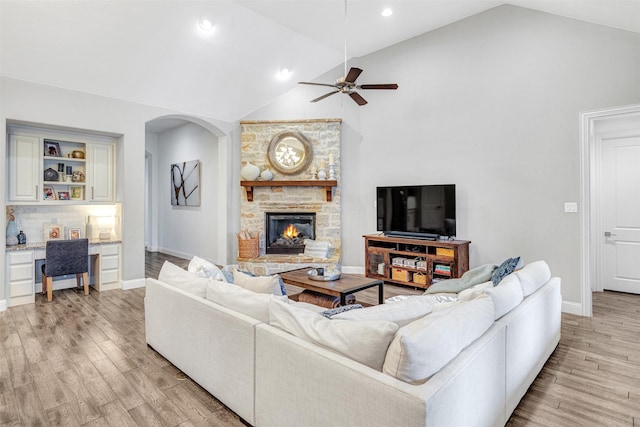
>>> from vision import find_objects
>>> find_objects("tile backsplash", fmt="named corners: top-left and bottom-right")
top-left (7, 204), bottom-right (121, 244)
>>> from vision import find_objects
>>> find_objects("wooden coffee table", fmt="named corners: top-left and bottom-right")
top-left (279, 267), bottom-right (384, 306)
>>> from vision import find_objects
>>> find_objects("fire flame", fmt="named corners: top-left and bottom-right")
top-left (283, 224), bottom-right (298, 239)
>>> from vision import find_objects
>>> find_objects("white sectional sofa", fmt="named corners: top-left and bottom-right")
top-left (145, 261), bottom-right (561, 427)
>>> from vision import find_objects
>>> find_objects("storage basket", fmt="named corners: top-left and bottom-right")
top-left (416, 260), bottom-right (427, 270)
top-left (392, 257), bottom-right (407, 266)
top-left (413, 272), bottom-right (427, 285)
top-left (238, 234), bottom-right (259, 258)
top-left (392, 268), bottom-right (412, 282)
top-left (436, 247), bottom-right (455, 257)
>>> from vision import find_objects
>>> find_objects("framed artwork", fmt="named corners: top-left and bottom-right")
top-left (57, 191), bottom-right (70, 200)
top-left (44, 224), bottom-right (64, 241)
top-left (171, 159), bottom-right (200, 206)
top-left (70, 186), bottom-right (83, 200)
top-left (44, 140), bottom-right (62, 157)
top-left (43, 186), bottom-right (56, 200)
top-left (68, 228), bottom-right (81, 240)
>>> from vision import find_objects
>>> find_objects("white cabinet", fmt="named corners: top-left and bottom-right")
top-left (8, 135), bottom-right (40, 202)
top-left (6, 251), bottom-right (35, 307)
top-left (7, 128), bottom-right (116, 204)
top-left (87, 143), bottom-right (115, 202)
top-left (96, 243), bottom-right (121, 291)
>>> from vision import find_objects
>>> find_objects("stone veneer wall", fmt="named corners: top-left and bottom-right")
top-left (239, 119), bottom-right (341, 275)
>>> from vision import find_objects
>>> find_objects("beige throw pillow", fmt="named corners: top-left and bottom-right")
top-left (233, 270), bottom-right (283, 295)
top-left (158, 261), bottom-right (209, 298)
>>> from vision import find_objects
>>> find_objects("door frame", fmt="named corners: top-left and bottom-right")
top-left (580, 104), bottom-right (640, 317)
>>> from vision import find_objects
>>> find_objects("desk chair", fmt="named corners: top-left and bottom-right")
top-left (42, 238), bottom-right (89, 302)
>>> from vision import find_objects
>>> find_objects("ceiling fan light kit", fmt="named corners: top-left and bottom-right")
top-left (298, 0), bottom-right (398, 106)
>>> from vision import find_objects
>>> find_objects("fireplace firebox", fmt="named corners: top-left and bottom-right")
top-left (266, 212), bottom-right (316, 254)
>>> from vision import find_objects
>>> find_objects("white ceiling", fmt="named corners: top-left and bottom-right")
top-left (1, 0), bottom-right (639, 124)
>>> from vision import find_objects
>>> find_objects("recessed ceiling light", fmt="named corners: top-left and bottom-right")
top-left (199, 16), bottom-right (214, 31)
top-left (381, 8), bottom-right (393, 17)
top-left (276, 68), bottom-right (292, 81)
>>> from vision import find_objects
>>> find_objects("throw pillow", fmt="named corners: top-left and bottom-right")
top-left (158, 261), bottom-right (209, 298)
top-left (491, 257), bottom-right (521, 286)
top-left (303, 239), bottom-right (331, 258)
top-left (332, 296), bottom-right (435, 327)
top-left (383, 294), bottom-right (495, 384)
top-left (269, 297), bottom-right (398, 370)
top-left (458, 281), bottom-right (493, 301)
top-left (484, 274), bottom-right (523, 319)
top-left (320, 304), bottom-right (363, 318)
top-left (229, 269), bottom-right (287, 295)
top-left (205, 281), bottom-right (288, 322)
top-left (187, 256), bottom-right (227, 282)
top-left (515, 260), bottom-right (551, 297)
top-left (233, 270), bottom-right (284, 295)
top-left (423, 263), bottom-right (497, 294)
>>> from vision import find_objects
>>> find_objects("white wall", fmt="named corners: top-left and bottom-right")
top-left (243, 5), bottom-right (640, 306)
top-left (153, 123), bottom-right (221, 263)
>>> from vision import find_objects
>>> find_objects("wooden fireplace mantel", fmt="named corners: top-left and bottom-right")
top-left (241, 180), bottom-right (337, 202)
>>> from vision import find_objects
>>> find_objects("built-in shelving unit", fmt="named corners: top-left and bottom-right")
top-left (241, 180), bottom-right (337, 202)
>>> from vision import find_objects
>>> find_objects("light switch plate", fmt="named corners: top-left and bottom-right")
top-left (564, 202), bottom-right (578, 213)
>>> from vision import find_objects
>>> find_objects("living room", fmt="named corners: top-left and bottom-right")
top-left (2, 1), bottom-right (640, 425)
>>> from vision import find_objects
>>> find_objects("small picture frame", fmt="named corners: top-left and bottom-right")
top-left (57, 191), bottom-right (70, 200)
top-left (68, 228), bottom-right (81, 240)
top-left (44, 224), bottom-right (64, 241)
top-left (70, 186), bottom-right (83, 200)
top-left (44, 140), bottom-right (62, 157)
top-left (43, 186), bottom-right (56, 200)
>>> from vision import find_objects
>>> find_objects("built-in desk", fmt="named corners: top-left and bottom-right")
top-left (5, 240), bottom-right (122, 307)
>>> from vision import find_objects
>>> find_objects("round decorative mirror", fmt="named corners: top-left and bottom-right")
top-left (267, 131), bottom-right (313, 175)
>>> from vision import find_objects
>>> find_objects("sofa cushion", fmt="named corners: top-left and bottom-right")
top-left (187, 256), bottom-right (227, 282)
top-left (158, 261), bottom-right (209, 298)
top-left (383, 294), bottom-right (494, 384)
top-left (484, 274), bottom-right (523, 319)
top-left (423, 263), bottom-right (497, 294)
top-left (233, 270), bottom-right (284, 295)
top-left (491, 257), bottom-right (521, 285)
top-left (333, 296), bottom-right (435, 327)
top-left (269, 297), bottom-right (398, 370)
top-left (515, 260), bottom-right (551, 297)
top-left (458, 281), bottom-right (493, 301)
top-left (205, 281), bottom-right (288, 323)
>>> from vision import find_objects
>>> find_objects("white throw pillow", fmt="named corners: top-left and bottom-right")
top-left (332, 296), bottom-right (434, 327)
top-left (205, 281), bottom-right (287, 322)
top-left (158, 261), bottom-right (209, 298)
top-left (483, 274), bottom-right (523, 319)
top-left (233, 270), bottom-right (283, 295)
top-left (458, 281), bottom-right (493, 301)
top-left (383, 294), bottom-right (495, 384)
top-left (303, 239), bottom-right (331, 258)
top-left (515, 260), bottom-right (551, 297)
top-left (187, 256), bottom-right (227, 282)
top-left (269, 297), bottom-right (398, 370)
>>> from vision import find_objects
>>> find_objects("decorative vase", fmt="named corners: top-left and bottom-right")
top-left (241, 161), bottom-right (260, 181)
top-left (260, 168), bottom-right (274, 181)
top-left (6, 220), bottom-right (18, 246)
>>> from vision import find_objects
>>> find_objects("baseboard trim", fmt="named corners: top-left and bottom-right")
top-left (0, 299), bottom-right (7, 312)
top-left (562, 300), bottom-right (583, 315)
top-left (122, 278), bottom-right (145, 290)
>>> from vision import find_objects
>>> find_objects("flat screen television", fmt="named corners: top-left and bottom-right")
top-left (376, 184), bottom-right (456, 239)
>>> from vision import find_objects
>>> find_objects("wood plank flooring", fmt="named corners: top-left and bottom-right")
top-left (1, 251), bottom-right (639, 426)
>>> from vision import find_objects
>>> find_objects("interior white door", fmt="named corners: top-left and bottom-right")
top-left (600, 129), bottom-right (640, 293)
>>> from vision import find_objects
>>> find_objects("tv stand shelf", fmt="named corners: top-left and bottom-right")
top-left (364, 234), bottom-right (470, 290)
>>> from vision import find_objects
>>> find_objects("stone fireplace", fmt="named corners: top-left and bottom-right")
top-left (238, 119), bottom-right (341, 275)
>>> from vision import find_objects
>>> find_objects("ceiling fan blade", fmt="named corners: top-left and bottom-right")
top-left (345, 67), bottom-right (363, 83)
top-left (349, 92), bottom-right (368, 106)
top-left (298, 82), bottom-right (338, 88)
top-left (358, 84), bottom-right (399, 90)
top-left (311, 90), bottom-right (340, 103)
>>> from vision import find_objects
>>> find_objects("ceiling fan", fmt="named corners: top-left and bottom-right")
top-left (298, 0), bottom-right (398, 106)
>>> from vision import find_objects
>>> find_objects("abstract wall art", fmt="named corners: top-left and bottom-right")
top-left (171, 159), bottom-right (200, 206)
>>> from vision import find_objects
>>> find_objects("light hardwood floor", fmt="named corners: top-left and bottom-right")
top-left (0, 252), bottom-right (638, 426)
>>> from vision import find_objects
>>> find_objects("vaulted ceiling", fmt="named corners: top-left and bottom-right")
top-left (1, 1), bottom-right (639, 122)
